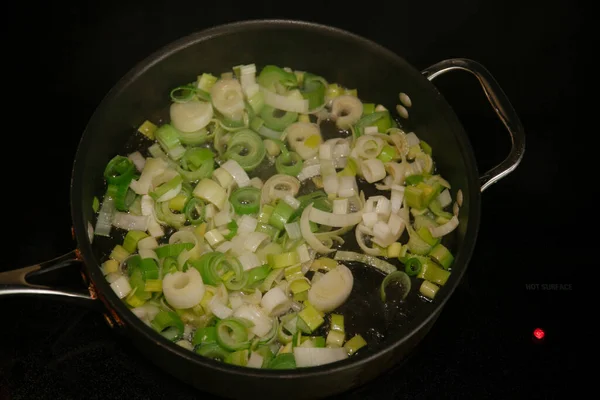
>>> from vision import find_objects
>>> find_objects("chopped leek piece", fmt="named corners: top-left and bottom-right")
top-left (267, 353), bottom-right (296, 369)
top-left (417, 259), bottom-right (450, 286)
top-left (380, 271), bottom-right (411, 302)
top-left (138, 120), bottom-right (158, 140)
top-left (330, 314), bottom-right (344, 333)
top-left (109, 245), bottom-right (130, 263)
top-left (95, 62), bottom-right (461, 370)
top-left (417, 226), bottom-right (440, 247)
top-left (326, 330), bottom-right (345, 348)
top-left (386, 242), bottom-right (402, 259)
top-left (429, 243), bottom-right (454, 269)
top-left (144, 279), bottom-right (163, 292)
top-left (268, 251), bottom-right (300, 269)
top-left (343, 334), bottom-right (367, 356)
top-left (151, 311), bottom-right (184, 342)
top-left (420, 280), bottom-right (440, 299)
top-left (298, 304), bottom-right (324, 333)
top-left (404, 257), bottom-right (422, 276)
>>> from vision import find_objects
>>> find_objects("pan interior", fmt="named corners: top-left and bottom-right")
top-left (72, 20), bottom-right (480, 365)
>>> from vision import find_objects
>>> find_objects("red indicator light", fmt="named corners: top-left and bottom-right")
top-left (533, 328), bottom-right (545, 340)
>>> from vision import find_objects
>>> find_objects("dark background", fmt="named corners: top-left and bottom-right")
top-left (2, 0), bottom-right (578, 399)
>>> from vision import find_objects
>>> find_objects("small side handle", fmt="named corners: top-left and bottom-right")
top-left (422, 58), bottom-right (526, 192)
top-left (0, 250), bottom-right (100, 308)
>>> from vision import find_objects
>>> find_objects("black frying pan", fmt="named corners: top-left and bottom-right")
top-left (0, 20), bottom-right (524, 400)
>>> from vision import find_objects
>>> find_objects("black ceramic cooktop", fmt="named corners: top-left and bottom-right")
top-left (2, 1), bottom-right (577, 398)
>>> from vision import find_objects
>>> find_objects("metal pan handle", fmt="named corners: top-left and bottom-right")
top-left (422, 58), bottom-right (526, 192)
top-left (0, 250), bottom-right (99, 308)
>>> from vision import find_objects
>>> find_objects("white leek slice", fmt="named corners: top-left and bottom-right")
top-left (293, 347), bottom-right (348, 367)
top-left (247, 352), bottom-right (264, 368)
top-left (250, 177), bottom-right (263, 189)
top-left (193, 179), bottom-right (227, 210)
top-left (322, 173), bottom-right (339, 195)
top-left (333, 141), bottom-right (351, 159)
top-left (374, 197), bottom-right (391, 219)
top-left (337, 176), bottom-right (358, 198)
top-left (95, 196), bottom-right (115, 237)
top-left (214, 206), bottom-right (233, 227)
top-left (138, 248), bottom-right (158, 261)
top-left (319, 143), bottom-right (333, 160)
top-left (237, 215), bottom-right (258, 234)
top-left (361, 159), bottom-right (386, 183)
top-left (216, 241), bottom-right (233, 253)
top-left (238, 252), bottom-right (262, 271)
top-left (129, 157), bottom-right (168, 195)
top-left (170, 100), bottom-right (213, 132)
top-left (309, 207), bottom-right (363, 228)
top-left (261, 174), bottom-right (300, 205)
top-left (405, 132), bottom-right (420, 146)
top-left (110, 276), bottom-right (132, 299)
top-left (147, 217), bottom-right (164, 237)
top-left (131, 303), bottom-right (160, 324)
top-left (283, 195), bottom-right (300, 210)
top-left (331, 95), bottom-right (363, 129)
top-left (228, 235), bottom-right (248, 257)
top-left (284, 221), bottom-right (301, 240)
top-left (355, 223), bottom-right (382, 256)
top-left (261, 87), bottom-right (309, 113)
top-left (391, 188), bottom-right (405, 214)
top-left (212, 167), bottom-right (234, 189)
top-left (286, 122), bottom-right (322, 160)
top-left (361, 211), bottom-right (378, 228)
top-left (308, 263), bottom-right (353, 312)
top-left (243, 288), bottom-right (263, 305)
top-left (333, 198), bottom-right (349, 214)
top-left (430, 216), bottom-right (459, 237)
top-left (355, 135), bottom-right (384, 159)
top-left (163, 268), bottom-right (205, 309)
top-left (389, 131), bottom-right (410, 158)
top-left (170, 230), bottom-right (201, 259)
top-left (112, 213), bottom-right (149, 231)
top-left (221, 159), bottom-right (250, 188)
top-left (239, 64), bottom-right (257, 95)
top-left (296, 244), bottom-right (311, 263)
top-left (372, 221), bottom-right (394, 247)
top-left (140, 195), bottom-right (164, 237)
top-left (128, 151), bottom-right (146, 172)
top-left (233, 304), bottom-right (273, 337)
top-left (137, 236), bottom-right (158, 250)
top-left (244, 232), bottom-right (270, 252)
top-left (151, 169), bottom-right (182, 202)
top-left (105, 272), bottom-right (122, 284)
top-left (211, 79), bottom-right (245, 121)
top-left (385, 162), bottom-right (407, 185)
top-left (364, 126), bottom-right (378, 135)
top-left (298, 163), bottom-right (320, 181)
top-left (436, 189), bottom-right (452, 208)
top-left (301, 205), bottom-right (334, 254)
top-left (261, 286), bottom-right (292, 316)
top-left (209, 297), bottom-right (233, 319)
top-left (388, 213), bottom-right (406, 237)
top-left (205, 229), bottom-right (225, 248)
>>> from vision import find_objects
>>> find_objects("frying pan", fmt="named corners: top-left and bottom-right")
top-left (0, 20), bottom-right (524, 400)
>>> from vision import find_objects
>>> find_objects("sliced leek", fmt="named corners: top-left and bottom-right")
top-left (95, 62), bottom-right (460, 370)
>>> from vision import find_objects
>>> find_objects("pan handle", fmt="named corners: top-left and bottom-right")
top-left (421, 58), bottom-right (526, 192)
top-left (0, 250), bottom-right (100, 308)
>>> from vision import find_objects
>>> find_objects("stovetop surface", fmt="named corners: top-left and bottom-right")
top-left (2, 0), bottom-right (578, 398)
